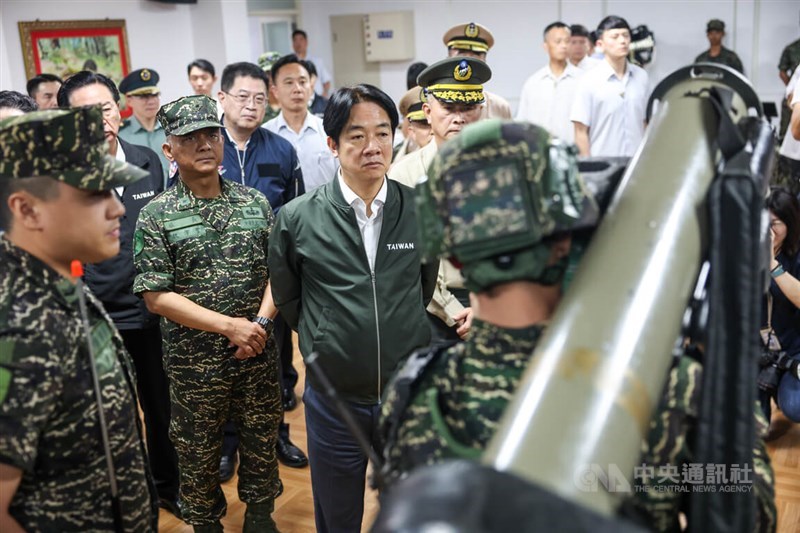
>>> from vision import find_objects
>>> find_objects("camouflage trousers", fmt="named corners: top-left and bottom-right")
top-left (167, 341), bottom-right (282, 525)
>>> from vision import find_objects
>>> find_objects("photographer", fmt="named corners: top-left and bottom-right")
top-left (759, 187), bottom-right (800, 426)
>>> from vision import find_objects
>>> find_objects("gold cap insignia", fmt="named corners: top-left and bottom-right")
top-left (453, 60), bottom-right (472, 82)
top-left (465, 23), bottom-right (479, 39)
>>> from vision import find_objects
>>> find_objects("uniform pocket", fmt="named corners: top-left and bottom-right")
top-left (310, 307), bottom-right (331, 352)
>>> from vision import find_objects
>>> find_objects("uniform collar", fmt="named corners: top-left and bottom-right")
top-left (467, 317), bottom-right (545, 357)
top-left (128, 114), bottom-right (163, 134)
top-left (173, 174), bottom-right (249, 211)
top-left (539, 63), bottom-right (581, 80)
top-left (0, 235), bottom-right (79, 309)
top-left (598, 59), bottom-right (632, 81)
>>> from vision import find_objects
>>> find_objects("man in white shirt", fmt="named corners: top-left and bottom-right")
top-left (517, 22), bottom-right (582, 142)
top-left (571, 15), bottom-right (649, 157)
top-left (569, 24), bottom-right (601, 70)
top-left (264, 54), bottom-right (338, 192)
top-left (292, 29), bottom-right (333, 97)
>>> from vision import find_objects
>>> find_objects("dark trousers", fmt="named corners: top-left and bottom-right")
top-left (119, 326), bottom-right (179, 501)
top-left (304, 382), bottom-right (381, 533)
top-left (222, 314), bottom-right (295, 457)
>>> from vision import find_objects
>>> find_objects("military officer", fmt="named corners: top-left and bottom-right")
top-left (392, 86), bottom-right (432, 162)
top-left (118, 68), bottom-right (170, 181)
top-left (442, 22), bottom-right (512, 120)
top-left (133, 96), bottom-right (281, 532)
top-left (389, 57), bottom-right (492, 342)
top-left (694, 19), bottom-right (744, 74)
top-left (380, 120), bottom-right (589, 484)
top-left (0, 106), bottom-right (157, 531)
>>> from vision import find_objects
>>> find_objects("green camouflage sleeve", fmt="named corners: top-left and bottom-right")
top-left (0, 333), bottom-right (63, 471)
top-left (132, 203), bottom-right (175, 295)
top-left (255, 191), bottom-right (275, 266)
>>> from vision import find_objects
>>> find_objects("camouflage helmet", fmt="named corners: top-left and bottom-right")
top-left (416, 119), bottom-right (596, 292)
top-left (0, 106), bottom-right (147, 191)
top-left (257, 51), bottom-right (282, 73)
top-left (157, 95), bottom-right (222, 136)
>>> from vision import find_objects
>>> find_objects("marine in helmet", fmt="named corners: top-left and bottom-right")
top-left (378, 119), bottom-right (591, 483)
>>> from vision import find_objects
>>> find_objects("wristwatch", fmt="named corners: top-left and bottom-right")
top-left (253, 316), bottom-right (274, 333)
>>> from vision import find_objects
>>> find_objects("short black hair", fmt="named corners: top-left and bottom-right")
top-left (304, 59), bottom-right (318, 78)
top-left (188, 58), bottom-right (216, 77)
top-left (220, 62), bottom-right (268, 93)
top-left (0, 91), bottom-right (37, 113)
top-left (292, 29), bottom-right (307, 40)
top-left (0, 177), bottom-right (60, 232)
top-left (570, 24), bottom-right (590, 38)
top-left (544, 21), bottom-right (570, 39)
top-left (768, 186), bottom-right (800, 258)
top-left (597, 15), bottom-right (631, 38)
top-left (589, 30), bottom-right (598, 43)
top-left (271, 54), bottom-right (309, 83)
top-left (406, 62), bottom-right (428, 90)
top-left (26, 73), bottom-right (63, 97)
top-left (57, 71), bottom-right (120, 107)
top-left (323, 84), bottom-right (399, 144)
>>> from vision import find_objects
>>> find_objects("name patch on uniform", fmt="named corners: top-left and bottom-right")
top-left (167, 225), bottom-right (207, 243)
top-left (239, 206), bottom-right (267, 229)
top-left (132, 190), bottom-right (156, 201)
top-left (386, 242), bottom-right (415, 251)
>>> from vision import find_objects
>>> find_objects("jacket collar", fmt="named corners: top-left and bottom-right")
top-left (117, 137), bottom-right (151, 169)
top-left (328, 171), bottom-right (398, 212)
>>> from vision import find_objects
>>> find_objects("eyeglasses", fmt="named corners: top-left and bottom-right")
top-left (223, 91), bottom-right (267, 107)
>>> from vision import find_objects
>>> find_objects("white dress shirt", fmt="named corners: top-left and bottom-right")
top-left (575, 56), bottom-right (601, 70)
top-left (114, 141), bottom-right (127, 196)
top-left (570, 60), bottom-right (649, 157)
top-left (338, 170), bottom-right (387, 271)
top-left (516, 63), bottom-right (582, 142)
top-left (265, 111), bottom-right (338, 192)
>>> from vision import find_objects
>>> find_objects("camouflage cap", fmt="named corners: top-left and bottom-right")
top-left (0, 106), bottom-right (148, 191)
top-left (258, 52), bottom-right (282, 73)
top-left (157, 95), bottom-right (222, 136)
top-left (418, 57), bottom-right (491, 105)
top-left (416, 119), bottom-right (597, 291)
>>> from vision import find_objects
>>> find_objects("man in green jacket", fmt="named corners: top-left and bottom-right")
top-left (268, 84), bottom-right (437, 533)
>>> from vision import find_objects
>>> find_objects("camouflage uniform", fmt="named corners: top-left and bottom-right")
top-left (0, 107), bottom-right (157, 531)
top-left (132, 96), bottom-right (281, 525)
top-left (695, 47), bottom-right (744, 74)
top-left (629, 356), bottom-right (777, 532)
top-left (380, 319), bottom-right (543, 484)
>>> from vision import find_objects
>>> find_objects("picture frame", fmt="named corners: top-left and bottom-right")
top-left (18, 19), bottom-right (132, 88)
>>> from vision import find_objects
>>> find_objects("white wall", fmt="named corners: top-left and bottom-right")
top-left (297, 0), bottom-right (798, 114)
top-left (1, 0), bottom-right (796, 113)
top-left (0, 0), bottom-right (253, 103)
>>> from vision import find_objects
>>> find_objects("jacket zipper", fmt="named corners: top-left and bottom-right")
top-left (370, 269), bottom-right (382, 403)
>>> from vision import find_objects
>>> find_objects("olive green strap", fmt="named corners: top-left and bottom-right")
top-left (425, 388), bottom-right (481, 460)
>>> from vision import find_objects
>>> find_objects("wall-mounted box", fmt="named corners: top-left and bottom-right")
top-left (363, 11), bottom-right (414, 62)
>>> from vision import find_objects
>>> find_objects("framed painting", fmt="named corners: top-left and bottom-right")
top-left (18, 19), bottom-right (132, 88)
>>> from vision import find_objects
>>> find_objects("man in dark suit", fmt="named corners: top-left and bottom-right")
top-left (57, 72), bottom-right (181, 518)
